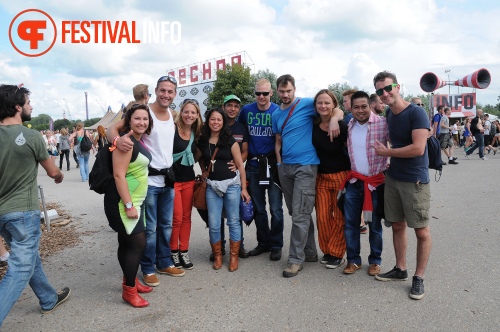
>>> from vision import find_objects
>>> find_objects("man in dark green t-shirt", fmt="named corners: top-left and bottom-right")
top-left (0, 84), bottom-right (69, 327)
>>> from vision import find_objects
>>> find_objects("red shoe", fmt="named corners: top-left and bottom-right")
top-left (122, 284), bottom-right (149, 308)
top-left (123, 277), bottom-right (153, 293)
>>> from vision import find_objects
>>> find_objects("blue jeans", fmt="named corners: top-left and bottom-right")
top-left (343, 181), bottom-right (383, 266)
top-left (206, 184), bottom-right (241, 244)
top-left (78, 153), bottom-right (90, 181)
top-left (279, 164), bottom-right (318, 265)
top-left (140, 185), bottom-right (175, 274)
top-left (466, 133), bottom-right (485, 158)
top-left (247, 164), bottom-right (284, 249)
top-left (0, 211), bottom-right (58, 326)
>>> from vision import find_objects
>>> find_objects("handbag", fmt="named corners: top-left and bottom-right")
top-left (192, 146), bottom-right (219, 210)
top-left (240, 199), bottom-right (254, 226)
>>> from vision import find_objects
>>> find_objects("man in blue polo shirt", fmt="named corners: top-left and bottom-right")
top-left (272, 74), bottom-right (343, 278)
top-left (239, 78), bottom-right (284, 261)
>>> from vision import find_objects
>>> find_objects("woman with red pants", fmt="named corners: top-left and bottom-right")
top-left (170, 99), bottom-right (203, 269)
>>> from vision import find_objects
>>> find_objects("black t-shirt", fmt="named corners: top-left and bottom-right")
top-left (172, 127), bottom-right (196, 182)
top-left (470, 116), bottom-right (480, 135)
top-left (199, 137), bottom-right (237, 181)
top-left (228, 122), bottom-right (248, 150)
top-left (312, 121), bottom-right (351, 174)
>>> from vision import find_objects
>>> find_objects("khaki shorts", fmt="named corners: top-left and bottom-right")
top-left (384, 174), bottom-right (430, 228)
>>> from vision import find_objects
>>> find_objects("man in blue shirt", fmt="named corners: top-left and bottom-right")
top-left (272, 74), bottom-right (343, 277)
top-left (239, 79), bottom-right (284, 261)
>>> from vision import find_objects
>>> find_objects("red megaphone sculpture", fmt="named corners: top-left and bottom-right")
top-left (454, 68), bottom-right (491, 89)
top-left (420, 68), bottom-right (491, 93)
top-left (420, 72), bottom-right (447, 93)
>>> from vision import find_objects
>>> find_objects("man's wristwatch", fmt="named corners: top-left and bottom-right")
top-left (124, 202), bottom-right (133, 211)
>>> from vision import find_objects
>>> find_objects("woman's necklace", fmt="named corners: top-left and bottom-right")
top-left (208, 140), bottom-right (217, 172)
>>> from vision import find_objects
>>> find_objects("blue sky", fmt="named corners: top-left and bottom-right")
top-left (1, 0), bottom-right (499, 120)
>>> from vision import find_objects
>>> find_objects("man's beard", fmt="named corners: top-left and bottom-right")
top-left (21, 110), bottom-right (31, 122)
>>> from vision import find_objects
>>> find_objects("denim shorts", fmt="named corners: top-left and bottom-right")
top-left (384, 174), bottom-right (430, 228)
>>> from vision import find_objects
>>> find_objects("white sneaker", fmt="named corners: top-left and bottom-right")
top-left (481, 157), bottom-right (489, 160)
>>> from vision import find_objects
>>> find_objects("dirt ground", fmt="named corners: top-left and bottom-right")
top-left (0, 202), bottom-right (81, 281)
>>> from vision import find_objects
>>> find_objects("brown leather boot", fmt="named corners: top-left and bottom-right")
top-left (122, 284), bottom-right (149, 308)
top-left (210, 240), bottom-right (223, 270)
top-left (229, 240), bottom-right (241, 272)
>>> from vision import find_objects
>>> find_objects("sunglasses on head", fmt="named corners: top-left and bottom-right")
top-left (157, 75), bottom-right (178, 85)
top-left (375, 83), bottom-right (398, 96)
top-left (181, 98), bottom-right (199, 106)
top-left (255, 91), bottom-right (271, 96)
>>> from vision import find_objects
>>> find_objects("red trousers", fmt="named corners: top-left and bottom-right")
top-left (315, 171), bottom-right (348, 258)
top-left (171, 180), bottom-right (195, 251)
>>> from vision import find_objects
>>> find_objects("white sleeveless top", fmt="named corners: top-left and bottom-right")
top-left (143, 107), bottom-right (175, 187)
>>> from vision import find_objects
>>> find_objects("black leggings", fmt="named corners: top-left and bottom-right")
top-left (117, 231), bottom-right (146, 287)
top-left (73, 150), bottom-right (79, 165)
top-left (59, 149), bottom-right (70, 169)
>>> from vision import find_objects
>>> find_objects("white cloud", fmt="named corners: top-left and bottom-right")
top-left (1, 0), bottom-right (500, 122)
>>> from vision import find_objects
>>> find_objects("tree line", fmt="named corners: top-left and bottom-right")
top-left (23, 115), bottom-right (101, 131)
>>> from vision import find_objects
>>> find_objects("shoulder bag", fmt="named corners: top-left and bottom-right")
top-left (193, 146), bottom-right (219, 210)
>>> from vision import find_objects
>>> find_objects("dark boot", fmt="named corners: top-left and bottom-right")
top-left (122, 284), bottom-right (149, 308)
top-left (229, 240), bottom-right (241, 272)
top-left (123, 277), bottom-right (153, 294)
top-left (210, 241), bottom-right (223, 270)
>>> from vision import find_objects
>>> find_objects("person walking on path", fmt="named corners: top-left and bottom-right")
top-left (0, 84), bottom-right (69, 327)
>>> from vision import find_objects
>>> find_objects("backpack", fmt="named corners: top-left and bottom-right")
top-left (427, 135), bottom-right (442, 181)
top-left (490, 122), bottom-right (497, 136)
top-left (80, 130), bottom-right (93, 152)
top-left (89, 141), bottom-right (138, 194)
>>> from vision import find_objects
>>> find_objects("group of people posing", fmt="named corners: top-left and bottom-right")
top-left (103, 71), bottom-right (432, 309)
top-left (0, 70), bottom-right (433, 326)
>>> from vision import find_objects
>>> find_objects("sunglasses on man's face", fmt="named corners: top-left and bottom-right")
top-left (375, 83), bottom-right (398, 96)
top-left (157, 75), bottom-right (178, 85)
top-left (255, 91), bottom-right (271, 96)
top-left (416, 103), bottom-right (424, 107)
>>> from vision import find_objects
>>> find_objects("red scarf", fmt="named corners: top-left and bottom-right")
top-left (339, 171), bottom-right (385, 222)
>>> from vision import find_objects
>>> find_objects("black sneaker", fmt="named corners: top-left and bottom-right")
top-left (249, 245), bottom-right (270, 256)
top-left (209, 248), bottom-right (226, 261)
top-left (320, 254), bottom-right (332, 264)
top-left (41, 287), bottom-right (71, 314)
top-left (448, 159), bottom-right (459, 165)
top-left (409, 276), bottom-right (425, 300)
top-left (375, 266), bottom-right (408, 281)
top-left (325, 257), bottom-right (344, 269)
top-left (180, 251), bottom-right (194, 270)
top-left (171, 251), bottom-right (182, 268)
top-left (270, 248), bottom-right (282, 261)
top-left (238, 247), bottom-right (249, 259)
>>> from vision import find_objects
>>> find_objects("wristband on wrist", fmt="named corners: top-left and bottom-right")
top-left (112, 136), bottom-right (120, 147)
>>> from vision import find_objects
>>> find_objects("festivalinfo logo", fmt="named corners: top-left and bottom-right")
top-left (9, 9), bottom-right (182, 57)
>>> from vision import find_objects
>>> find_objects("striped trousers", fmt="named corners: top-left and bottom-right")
top-left (315, 171), bottom-right (348, 259)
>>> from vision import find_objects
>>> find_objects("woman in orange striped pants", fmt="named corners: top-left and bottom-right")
top-left (312, 90), bottom-right (351, 269)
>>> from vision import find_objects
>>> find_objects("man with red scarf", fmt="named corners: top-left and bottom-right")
top-left (340, 90), bottom-right (388, 276)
